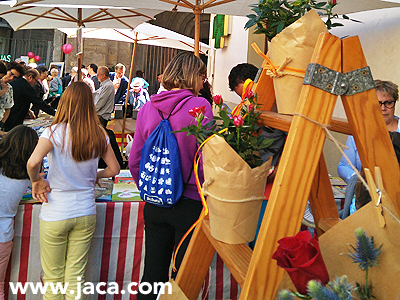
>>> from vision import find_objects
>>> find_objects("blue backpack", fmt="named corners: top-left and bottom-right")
top-left (138, 104), bottom-right (185, 207)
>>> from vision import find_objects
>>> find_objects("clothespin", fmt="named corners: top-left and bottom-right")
top-left (364, 167), bottom-right (386, 227)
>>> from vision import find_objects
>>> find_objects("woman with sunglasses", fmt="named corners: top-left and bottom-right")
top-left (337, 79), bottom-right (400, 183)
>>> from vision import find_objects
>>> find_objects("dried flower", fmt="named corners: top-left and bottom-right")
top-left (278, 290), bottom-right (296, 300)
top-left (347, 228), bottom-right (382, 300)
top-left (307, 280), bottom-right (341, 300)
top-left (347, 228), bottom-right (382, 271)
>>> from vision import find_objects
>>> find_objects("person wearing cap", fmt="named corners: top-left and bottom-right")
top-left (128, 78), bottom-right (150, 110)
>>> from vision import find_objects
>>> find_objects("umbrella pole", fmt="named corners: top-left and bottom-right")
top-left (120, 33), bottom-right (138, 157)
top-left (194, 6), bottom-right (201, 58)
top-left (77, 9), bottom-right (83, 82)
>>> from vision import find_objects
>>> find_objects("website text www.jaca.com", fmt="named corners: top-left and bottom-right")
top-left (9, 277), bottom-right (172, 299)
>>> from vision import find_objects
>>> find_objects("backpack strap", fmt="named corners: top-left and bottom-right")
top-left (157, 98), bottom-right (187, 120)
top-left (156, 97), bottom-right (194, 193)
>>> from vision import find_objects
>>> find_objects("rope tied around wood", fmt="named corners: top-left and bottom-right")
top-left (251, 42), bottom-right (306, 79)
top-left (294, 112), bottom-right (370, 192)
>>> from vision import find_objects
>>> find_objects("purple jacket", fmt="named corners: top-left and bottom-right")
top-left (128, 89), bottom-right (213, 201)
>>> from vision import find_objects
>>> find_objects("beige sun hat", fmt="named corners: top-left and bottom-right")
top-left (131, 78), bottom-right (144, 88)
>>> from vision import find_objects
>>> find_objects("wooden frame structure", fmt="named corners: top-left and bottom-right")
top-left (174, 33), bottom-right (400, 299)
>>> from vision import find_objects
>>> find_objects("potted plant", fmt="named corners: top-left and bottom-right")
top-left (244, 0), bottom-right (348, 114)
top-left (176, 82), bottom-right (275, 244)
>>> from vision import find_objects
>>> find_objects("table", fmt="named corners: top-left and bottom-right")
top-left (107, 119), bottom-right (136, 148)
top-left (6, 202), bottom-right (239, 300)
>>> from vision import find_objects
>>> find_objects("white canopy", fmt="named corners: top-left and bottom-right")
top-left (58, 23), bottom-right (212, 55)
top-left (8, 0), bottom-right (400, 17)
top-left (0, 2), bottom-right (162, 30)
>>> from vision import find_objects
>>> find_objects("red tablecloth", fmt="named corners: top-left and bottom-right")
top-left (6, 202), bottom-right (239, 300)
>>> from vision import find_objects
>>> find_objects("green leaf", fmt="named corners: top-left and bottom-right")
top-left (276, 21), bottom-right (285, 33)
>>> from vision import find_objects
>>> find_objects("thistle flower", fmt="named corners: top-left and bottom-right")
top-left (278, 290), bottom-right (296, 300)
top-left (347, 228), bottom-right (382, 271)
top-left (328, 276), bottom-right (354, 300)
top-left (307, 280), bottom-right (341, 300)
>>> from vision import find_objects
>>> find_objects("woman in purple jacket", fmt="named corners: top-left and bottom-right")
top-left (129, 52), bottom-right (213, 299)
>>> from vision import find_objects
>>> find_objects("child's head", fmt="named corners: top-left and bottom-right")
top-left (0, 125), bottom-right (38, 179)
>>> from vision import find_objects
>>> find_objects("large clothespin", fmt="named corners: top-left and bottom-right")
top-left (364, 167), bottom-right (388, 228)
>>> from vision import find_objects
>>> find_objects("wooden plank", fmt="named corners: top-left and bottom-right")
top-left (309, 153), bottom-right (340, 236)
top-left (175, 213), bottom-right (216, 300)
top-left (340, 36), bottom-right (400, 217)
top-left (201, 219), bottom-right (252, 287)
top-left (239, 32), bottom-right (342, 300)
top-left (258, 111), bottom-right (351, 135)
top-left (318, 217), bottom-right (341, 232)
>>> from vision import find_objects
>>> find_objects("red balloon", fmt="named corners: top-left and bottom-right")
top-left (62, 44), bottom-right (73, 54)
top-left (34, 55), bottom-right (41, 62)
top-left (27, 52), bottom-right (34, 58)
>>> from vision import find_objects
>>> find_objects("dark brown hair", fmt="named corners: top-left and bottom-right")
top-left (0, 125), bottom-right (38, 179)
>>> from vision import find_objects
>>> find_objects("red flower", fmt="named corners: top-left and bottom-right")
top-left (213, 95), bottom-right (223, 105)
top-left (248, 104), bottom-right (255, 112)
top-left (272, 231), bottom-right (329, 295)
top-left (189, 106), bottom-right (206, 118)
top-left (233, 115), bottom-right (243, 127)
top-left (332, 0), bottom-right (336, 4)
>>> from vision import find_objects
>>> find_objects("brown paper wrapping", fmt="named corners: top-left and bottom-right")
top-left (269, 9), bottom-right (328, 115)
top-left (157, 279), bottom-right (188, 300)
top-left (202, 135), bottom-right (271, 244)
top-left (275, 202), bottom-right (400, 298)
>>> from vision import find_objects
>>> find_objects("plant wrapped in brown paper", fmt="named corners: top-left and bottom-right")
top-left (176, 80), bottom-right (274, 243)
top-left (177, 81), bottom-right (274, 168)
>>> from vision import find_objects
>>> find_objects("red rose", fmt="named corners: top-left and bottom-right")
top-left (332, 0), bottom-right (337, 4)
top-left (272, 231), bottom-right (329, 295)
top-left (233, 115), bottom-right (243, 127)
top-left (188, 106), bottom-right (206, 118)
top-left (248, 104), bottom-right (255, 112)
top-left (213, 95), bottom-right (223, 105)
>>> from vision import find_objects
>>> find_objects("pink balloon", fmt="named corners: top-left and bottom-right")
top-left (27, 52), bottom-right (34, 58)
top-left (34, 55), bottom-right (41, 62)
top-left (62, 44), bottom-right (73, 54)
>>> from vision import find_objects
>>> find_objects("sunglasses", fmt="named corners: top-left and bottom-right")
top-left (379, 100), bottom-right (396, 109)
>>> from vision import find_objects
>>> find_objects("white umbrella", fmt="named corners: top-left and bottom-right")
top-left (0, 2), bottom-right (162, 77)
top-left (11, 0), bottom-right (400, 56)
top-left (0, 3), bottom-right (162, 30)
top-left (58, 23), bottom-right (212, 55)
top-left (12, 0), bottom-right (400, 16)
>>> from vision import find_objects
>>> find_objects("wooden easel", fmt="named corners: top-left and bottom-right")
top-left (174, 33), bottom-right (400, 299)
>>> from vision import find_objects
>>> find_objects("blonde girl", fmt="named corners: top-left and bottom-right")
top-left (27, 82), bottom-right (120, 299)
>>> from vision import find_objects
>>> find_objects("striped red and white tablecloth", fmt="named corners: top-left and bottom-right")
top-left (5, 202), bottom-right (239, 300)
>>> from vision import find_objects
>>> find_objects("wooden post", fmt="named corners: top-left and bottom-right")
top-left (239, 33), bottom-right (341, 299)
top-left (340, 36), bottom-right (400, 217)
top-left (120, 34), bottom-right (138, 156)
top-left (77, 8), bottom-right (83, 82)
top-left (193, 3), bottom-right (201, 58)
